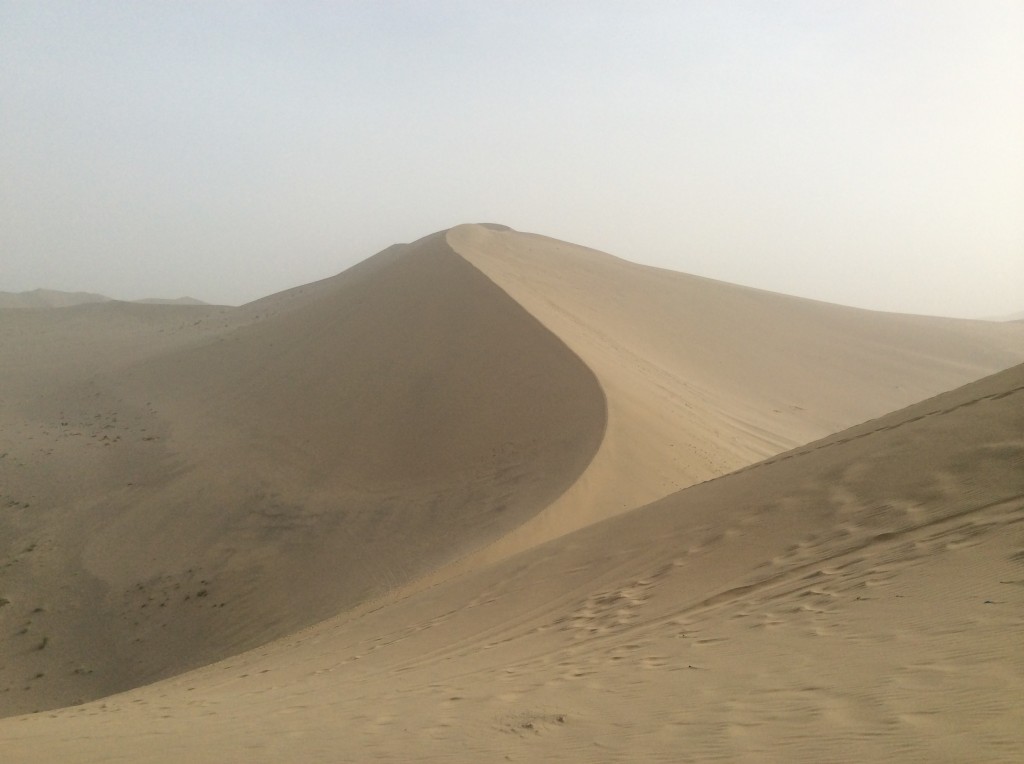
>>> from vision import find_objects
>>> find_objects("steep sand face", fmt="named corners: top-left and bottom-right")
top-left (0, 232), bottom-right (605, 714)
top-left (2, 365), bottom-right (1020, 763)
top-left (448, 223), bottom-right (1024, 546)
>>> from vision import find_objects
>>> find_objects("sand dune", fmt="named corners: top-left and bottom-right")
top-left (0, 231), bottom-right (604, 712)
top-left (1, 224), bottom-right (1023, 760)
top-left (3, 353), bottom-right (1021, 762)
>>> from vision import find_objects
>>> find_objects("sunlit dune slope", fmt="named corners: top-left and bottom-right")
top-left (446, 223), bottom-right (1024, 548)
top-left (3, 363), bottom-right (1020, 762)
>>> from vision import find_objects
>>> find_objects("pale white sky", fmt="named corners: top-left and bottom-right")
top-left (1, 1), bottom-right (1021, 317)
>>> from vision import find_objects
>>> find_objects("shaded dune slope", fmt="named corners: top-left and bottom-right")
top-left (0, 232), bottom-right (605, 714)
top-left (4, 365), bottom-right (1021, 762)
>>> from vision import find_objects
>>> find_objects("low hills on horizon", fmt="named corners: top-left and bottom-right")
top-left (1, 223), bottom-right (1022, 761)
top-left (0, 288), bottom-right (207, 310)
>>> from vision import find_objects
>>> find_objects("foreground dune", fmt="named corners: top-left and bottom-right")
top-left (1, 224), bottom-right (1023, 759)
top-left (2, 359), bottom-right (1021, 762)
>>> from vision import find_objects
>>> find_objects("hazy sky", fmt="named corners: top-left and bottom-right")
top-left (2, 1), bottom-right (1021, 317)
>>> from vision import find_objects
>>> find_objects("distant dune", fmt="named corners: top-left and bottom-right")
top-left (1, 225), bottom-right (1022, 761)
top-left (0, 288), bottom-right (207, 309)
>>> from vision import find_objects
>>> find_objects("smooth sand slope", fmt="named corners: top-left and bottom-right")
top-left (446, 223), bottom-right (1024, 554)
top-left (2, 357), bottom-right (1022, 763)
top-left (1, 224), bottom-right (1023, 756)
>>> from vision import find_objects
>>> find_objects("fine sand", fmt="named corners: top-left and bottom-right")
top-left (1, 224), bottom-right (1022, 761)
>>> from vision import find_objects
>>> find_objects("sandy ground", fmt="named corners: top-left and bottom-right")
top-left (1, 224), bottom-right (1022, 761)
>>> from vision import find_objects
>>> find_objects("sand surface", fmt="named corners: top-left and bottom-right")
top-left (1, 225), bottom-right (1022, 761)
